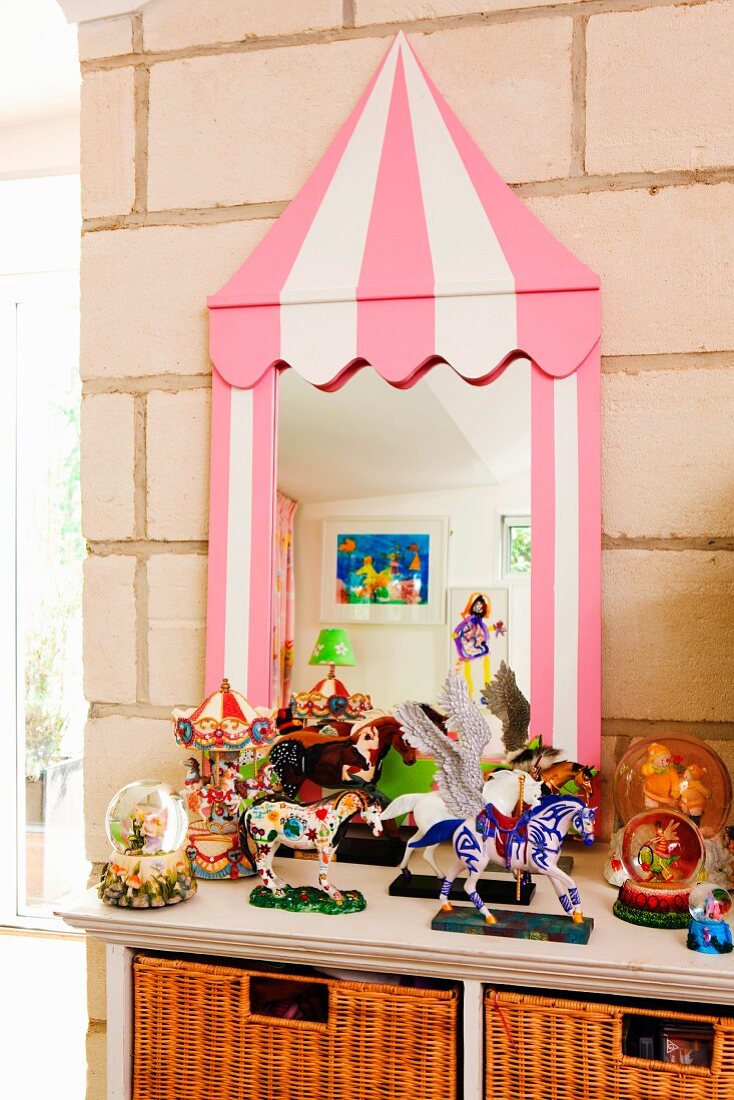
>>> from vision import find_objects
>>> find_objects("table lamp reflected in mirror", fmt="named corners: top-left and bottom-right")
top-left (309, 627), bottom-right (356, 679)
top-left (290, 627), bottom-right (372, 724)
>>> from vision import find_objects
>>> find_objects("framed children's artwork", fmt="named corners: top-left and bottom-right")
top-left (319, 517), bottom-right (448, 625)
top-left (448, 587), bottom-right (509, 702)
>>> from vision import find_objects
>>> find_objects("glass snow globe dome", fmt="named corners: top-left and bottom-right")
top-left (105, 780), bottom-right (188, 857)
top-left (614, 734), bottom-right (731, 839)
top-left (620, 808), bottom-right (704, 889)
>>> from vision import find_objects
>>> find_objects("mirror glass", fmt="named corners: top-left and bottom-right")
top-left (274, 363), bottom-right (531, 719)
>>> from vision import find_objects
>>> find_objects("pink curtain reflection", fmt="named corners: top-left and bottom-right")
top-left (273, 492), bottom-right (297, 707)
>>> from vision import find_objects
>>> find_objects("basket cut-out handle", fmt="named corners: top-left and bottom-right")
top-left (616, 1008), bottom-right (720, 1077)
top-left (245, 973), bottom-right (331, 1033)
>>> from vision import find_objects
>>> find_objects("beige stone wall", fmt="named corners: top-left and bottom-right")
top-left (79, 1), bottom-right (734, 1094)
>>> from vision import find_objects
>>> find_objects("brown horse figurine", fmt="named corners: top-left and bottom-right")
top-left (538, 760), bottom-right (594, 801)
top-left (266, 715), bottom-right (416, 800)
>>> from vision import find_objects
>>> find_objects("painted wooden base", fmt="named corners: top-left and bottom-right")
top-left (431, 905), bottom-right (594, 944)
top-left (390, 873), bottom-right (537, 905)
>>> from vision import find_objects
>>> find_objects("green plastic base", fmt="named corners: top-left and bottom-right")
top-left (249, 884), bottom-right (367, 915)
top-left (613, 898), bottom-right (691, 929)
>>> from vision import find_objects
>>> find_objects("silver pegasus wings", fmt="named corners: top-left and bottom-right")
top-left (394, 673), bottom-right (493, 819)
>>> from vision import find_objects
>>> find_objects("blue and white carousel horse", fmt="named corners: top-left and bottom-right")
top-left (413, 792), bottom-right (595, 924)
top-left (395, 673), bottom-right (597, 925)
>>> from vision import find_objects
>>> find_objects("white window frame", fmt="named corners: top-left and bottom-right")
top-left (0, 271), bottom-right (83, 932)
top-left (499, 512), bottom-right (531, 585)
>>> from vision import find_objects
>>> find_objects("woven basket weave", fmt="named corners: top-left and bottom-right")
top-left (132, 953), bottom-right (458, 1100)
top-left (485, 988), bottom-right (734, 1100)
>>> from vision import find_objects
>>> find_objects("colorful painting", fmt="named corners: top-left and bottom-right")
top-left (320, 517), bottom-right (447, 624)
top-left (335, 531), bottom-right (430, 606)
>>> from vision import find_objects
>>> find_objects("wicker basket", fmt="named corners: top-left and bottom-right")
top-left (132, 953), bottom-right (458, 1100)
top-left (485, 988), bottom-right (734, 1100)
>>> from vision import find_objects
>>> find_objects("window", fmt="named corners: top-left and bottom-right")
top-left (501, 514), bottom-right (531, 579)
top-left (0, 175), bottom-right (87, 928)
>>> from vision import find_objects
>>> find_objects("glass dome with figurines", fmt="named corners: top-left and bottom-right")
top-left (613, 734), bottom-right (732, 838)
top-left (689, 882), bottom-right (733, 923)
top-left (620, 808), bottom-right (704, 890)
top-left (105, 780), bottom-right (189, 857)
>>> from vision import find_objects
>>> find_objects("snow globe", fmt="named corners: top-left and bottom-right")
top-left (98, 780), bottom-right (196, 907)
top-left (612, 808), bottom-right (704, 928)
top-left (613, 735), bottom-right (731, 839)
top-left (605, 735), bottom-right (732, 890)
top-left (687, 883), bottom-right (734, 954)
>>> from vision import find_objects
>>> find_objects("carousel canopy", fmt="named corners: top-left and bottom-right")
top-left (208, 32), bottom-right (599, 391)
top-left (290, 675), bottom-right (372, 724)
top-left (173, 678), bottom-right (275, 751)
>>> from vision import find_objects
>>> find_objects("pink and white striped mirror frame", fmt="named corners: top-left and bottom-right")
top-left (204, 33), bottom-right (601, 767)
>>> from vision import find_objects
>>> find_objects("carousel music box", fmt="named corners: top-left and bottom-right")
top-left (98, 780), bottom-right (196, 907)
top-left (613, 808), bottom-right (705, 928)
top-left (173, 679), bottom-right (276, 880)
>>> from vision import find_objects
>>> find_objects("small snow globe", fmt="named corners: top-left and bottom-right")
top-left (99, 780), bottom-right (196, 908)
top-left (614, 735), bottom-right (732, 839)
top-left (613, 808), bottom-right (705, 928)
top-left (687, 884), bottom-right (734, 954)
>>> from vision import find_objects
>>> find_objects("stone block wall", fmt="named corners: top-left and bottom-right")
top-left (78, 1), bottom-right (734, 1094)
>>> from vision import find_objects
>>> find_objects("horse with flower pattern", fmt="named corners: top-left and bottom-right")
top-left (241, 789), bottom-right (383, 902)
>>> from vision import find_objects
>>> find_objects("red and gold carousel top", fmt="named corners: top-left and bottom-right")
top-left (173, 679), bottom-right (276, 752)
top-left (290, 676), bottom-right (372, 724)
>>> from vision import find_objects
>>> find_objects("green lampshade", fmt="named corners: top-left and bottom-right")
top-left (309, 628), bottom-right (356, 668)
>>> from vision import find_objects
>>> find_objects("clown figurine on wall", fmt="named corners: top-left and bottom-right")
top-left (452, 592), bottom-right (505, 697)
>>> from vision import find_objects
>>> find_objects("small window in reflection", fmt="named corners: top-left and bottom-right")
top-left (502, 515), bottom-right (531, 579)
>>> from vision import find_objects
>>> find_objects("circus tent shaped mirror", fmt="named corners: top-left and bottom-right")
top-left (204, 33), bottom-right (601, 772)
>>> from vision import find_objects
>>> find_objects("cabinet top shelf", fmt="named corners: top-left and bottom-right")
top-left (58, 848), bottom-right (734, 1005)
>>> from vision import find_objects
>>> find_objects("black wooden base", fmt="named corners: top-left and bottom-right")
top-left (389, 872), bottom-right (536, 905)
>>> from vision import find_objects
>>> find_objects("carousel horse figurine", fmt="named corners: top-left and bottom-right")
top-left (267, 714), bottom-right (416, 799)
top-left (481, 661), bottom-right (597, 802)
top-left (241, 789), bottom-right (383, 901)
top-left (414, 794), bottom-right (596, 923)
top-left (182, 756), bottom-right (204, 817)
top-left (539, 759), bottom-right (595, 800)
top-left (381, 769), bottom-right (544, 881)
top-left (394, 673), bottom-right (597, 925)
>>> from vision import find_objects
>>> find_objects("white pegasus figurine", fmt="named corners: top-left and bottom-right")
top-left (392, 672), bottom-right (596, 924)
top-left (382, 768), bottom-right (543, 880)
